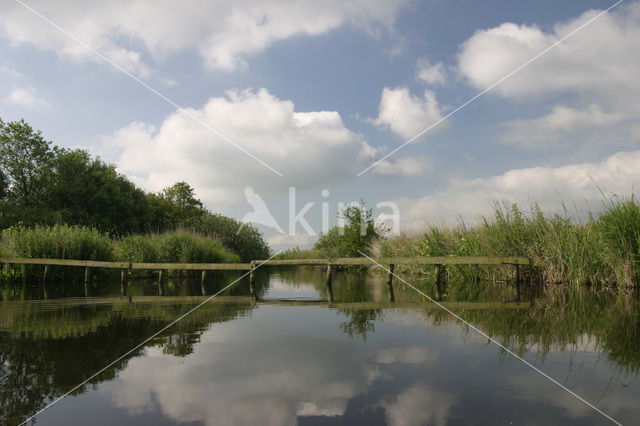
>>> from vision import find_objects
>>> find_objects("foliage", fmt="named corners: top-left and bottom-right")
top-left (314, 201), bottom-right (383, 257)
top-left (375, 198), bottom-right (640, 290)
top-left (47, 149), bottom-right (150, 234)
top-left (0, 117), bottom-right (270, 261)
top-left (2, 224), bottom-right (113, 260)
top-left (196, 213), bottom-right (270, 261)
top-left (0, 119), bottom-right (56, 205)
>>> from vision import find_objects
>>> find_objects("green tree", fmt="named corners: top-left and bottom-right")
top-left (153, 182), bottom-right (206, 229)
top-left (161, 181), bottom-right (203, 209)
top-left (198, 213), bottom-right (270, 261)
top-left (314, 201), bottom-right (382, 257)
top-left (0, 119), bottom-right (56, 205)
top-left (47, 149), bottom-right (150, 234)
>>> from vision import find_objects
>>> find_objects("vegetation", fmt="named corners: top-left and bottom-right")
top-left (0, 118), bottom-right (270, 268)
top-left (278, 196), bottom-right (640, 291)
top-left (372, 198), bottom-right (640, 290)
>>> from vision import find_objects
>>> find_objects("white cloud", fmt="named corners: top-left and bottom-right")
top-left (391, 150), bottom-right (640, 228)
top-left (375, 346), bottom-right (437, 364)
top-left (415, 58), bottom-right (446, 85)
top-left (0, 66), bottom-right (21, 78)
top-left (372, 87), bottom-right (444, 139)
top-left (380, 384), bottom-right (456, 426)
top-left (371, 155), bottom-right (431, 176)
top-left (0, 0), bottom-right (409, 74)
top-left (457, 3), bottom-right (640, 108)
top-left (109, 314), bottom-right (381, 425)
top-left (268, 233), bottom-right (317, 251)
top-left (501, 104), bottom-right (625, 148)
top-left (3, 86), bottom-right (49, 108)
top-left (105, 88), bottom-right (376, 209)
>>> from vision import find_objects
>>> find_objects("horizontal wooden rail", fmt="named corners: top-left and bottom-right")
top-left (0, 255), bottom-right (532, 270)
top-left (255, 256), bottom-right (532, 266)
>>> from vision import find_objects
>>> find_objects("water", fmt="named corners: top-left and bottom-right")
top-left (1, 269), bottom-right (639, 425)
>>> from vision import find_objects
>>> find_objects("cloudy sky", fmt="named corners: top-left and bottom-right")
top-left (1, 0), bottom-right (639, 249)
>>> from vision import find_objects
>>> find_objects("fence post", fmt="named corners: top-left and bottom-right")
top-left (249, 261), bottom-right (256, 298)
top-left (435, 264), bottom-right (442, 301)
top-left (42, 265), bottom-right (49, 299)
top-left (514, 264), bottom-right (521, 302)
top-left (325, 263), bottom-right (334, 303)
top-left (387, 264), bottom-right (395, 302)
top-left (201, 270), bottom-right (207, 296)
top-left (158, 270), bottom-right (164, 296)
top-left (84, 267), bottom-right (90, 297)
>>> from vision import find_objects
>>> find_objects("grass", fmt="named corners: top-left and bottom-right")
top-left (0, 225), bottom-right (239, 283)
top-left (278, 195), bottom-right (640, 291)
top-left (371, 196), bottom-right (640, 290)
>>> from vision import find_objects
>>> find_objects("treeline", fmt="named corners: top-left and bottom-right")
top-left (0, 118), bottom-right (269, 261)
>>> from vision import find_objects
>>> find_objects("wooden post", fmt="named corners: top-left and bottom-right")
top-left (120, 269), bottom-right (126, 296)
top-left (435, 264), bottom-right (442, 301)
top-left (42, 265), bottom-right (48, 299)
top-left (84, 267), bottom-right (90, 297)
top-left (249, 261), bottom-right (256, 298)
top-left (514, 264), bottom-right (521, 302)
top-left (158, 270), bottom-right (164, 296)
top-left (386, 264), bottom-right (395, 302)
top-left (325, 263), bottom-right (334, 303)
top-left (201, 270), bottom-right (207, 296)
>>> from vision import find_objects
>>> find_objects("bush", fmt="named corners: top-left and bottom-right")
top-left (114, 231), bottom-right (239, 264)
top-left (2, 224), bottom-right (113, 260)
top-left (314, 202), bottom-right (383, 257)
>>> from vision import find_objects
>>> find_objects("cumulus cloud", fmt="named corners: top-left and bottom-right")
top-left (0, 0), bottom-right (409, 74)
top-left (415, 58), bottom-right (446, 85)
top-left (457, 2), bottom-right (640, 109)
top-left (3, 86), bottom-right (49, 108)
top-left (392, 150), bottom-right (640, 228)
top-left (105, 88), bottom-right (376, 208)
top-left (501, 104), bottom-right (625, 148)
top-left (371, 155), bottom-right (431, 176)
top-left (372, 87), bottom-right (444, 139)
top-left (380, 384), bottom-right (456, 426)
top-left (109, 317), bottom-right (381, 425)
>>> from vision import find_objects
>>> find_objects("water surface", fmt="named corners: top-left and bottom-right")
top-left (1, 269), bottom-right (639, 425)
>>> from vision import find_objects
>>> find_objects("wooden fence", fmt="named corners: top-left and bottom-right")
top-left (0, 256), bottom-right (532, 301)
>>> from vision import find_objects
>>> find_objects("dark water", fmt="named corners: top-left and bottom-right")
top-left (1, 269), bottom-right (639, 425)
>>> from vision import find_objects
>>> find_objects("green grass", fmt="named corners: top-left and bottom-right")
top-left (114, 231), bottom-right (239, 263)
top-left (372, 197), bottom-right (640, 290)
top-left (0, 226), bottom-right (239, 283)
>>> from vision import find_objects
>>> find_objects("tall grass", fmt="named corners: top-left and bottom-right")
top-left (372, 196), bottom-right (640, 290)
top-left (1, 224), bottom-right (114, 283)
top-left (0, 226), bottom-right (239, 283)
top-left (114, 231), bottom-right (239, 263)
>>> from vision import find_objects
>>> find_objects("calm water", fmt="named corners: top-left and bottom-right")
top-left (1, 269), bottom-right (639, 425)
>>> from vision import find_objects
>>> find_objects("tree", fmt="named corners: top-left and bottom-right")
top-left (160, 182), bottom-right (203, 209)
top-left (314, 201), bottom-right (382, 257)
top-left (47, 149), bottom-right (150, 234)
top-left (0, 119), bottom-right (56, 205)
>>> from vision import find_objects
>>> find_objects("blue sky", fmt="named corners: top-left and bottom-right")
top-left (1, 0), bottom-right (639, 249)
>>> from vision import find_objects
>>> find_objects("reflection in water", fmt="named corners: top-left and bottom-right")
top-left (0, 269), bottom-right (639, 425)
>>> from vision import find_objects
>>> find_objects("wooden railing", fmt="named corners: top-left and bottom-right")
top-left (0, 256), bottom-right (532, 301)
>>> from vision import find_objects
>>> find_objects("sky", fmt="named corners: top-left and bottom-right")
top-left (1, 0), bottom-right (639, 250)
